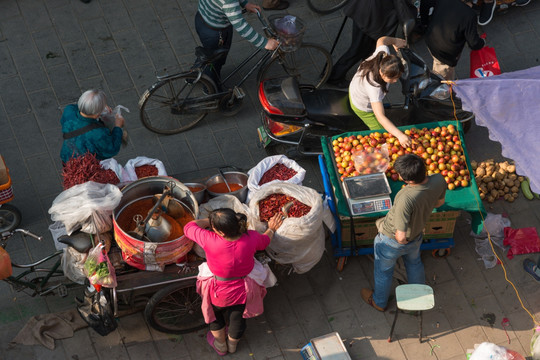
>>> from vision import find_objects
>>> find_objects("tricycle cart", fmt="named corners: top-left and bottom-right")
top-left (318, 121), bottom-right (486, 271)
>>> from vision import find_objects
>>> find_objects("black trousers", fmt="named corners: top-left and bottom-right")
top-left (209, 304), bottom-right (247, 339)
top-left (328, 22), bottom-right (378, 82)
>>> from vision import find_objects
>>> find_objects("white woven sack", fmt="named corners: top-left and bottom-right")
top-left (246, 155), bottom-right (306, 203)
top-left (123, 156), bottom-right (167, 182)
top-left (248, 182), bottom-right (324, 274)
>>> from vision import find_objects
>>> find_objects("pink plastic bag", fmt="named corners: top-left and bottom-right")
top-left (503, 227), bottom-right (540, 259)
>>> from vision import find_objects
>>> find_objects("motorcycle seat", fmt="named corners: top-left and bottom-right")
top-left (302, 89), bottom-right (360, 127)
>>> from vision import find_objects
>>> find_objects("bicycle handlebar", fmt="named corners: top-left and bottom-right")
top-left (15, 229), bottom-right (43, 241)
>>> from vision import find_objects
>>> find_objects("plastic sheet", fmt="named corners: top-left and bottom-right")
top-left (453, 66), bottom-right (540, 193)
top-left (503, 227), bottom-right (540, 259)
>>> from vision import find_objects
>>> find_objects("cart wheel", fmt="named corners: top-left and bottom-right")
top-left (336, 257), bottom-right (347, 272)
top-left (432, 248), bottom-right (451, 258)
top-left (144, 279), bottom-right (206, 334)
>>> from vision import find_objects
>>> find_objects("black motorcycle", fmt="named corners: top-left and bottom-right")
top-left (257, 23), bottom-right (474, 156)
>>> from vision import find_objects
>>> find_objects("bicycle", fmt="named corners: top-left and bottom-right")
top-left (1, 227), bottom-right (206, 334)
top-left (307, 0), bottom-right (350, 15)
top-left (139, 11), bottom-right (333, 135)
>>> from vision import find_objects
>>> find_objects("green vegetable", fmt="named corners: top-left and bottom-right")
top-left (521, 178), bottom-right (534, 200)
top-left (84, 257), bottom-right (99, 274)
top-left (96, 262), bottom-right (109, 278)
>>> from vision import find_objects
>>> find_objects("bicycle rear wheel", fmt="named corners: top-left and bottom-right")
top-left (307, 0), bottom-right (350, 15)
top-left (139, 74), bottom-right (216, 135)
top-left (258, 43), bottom-right (333, 89)
top-left (144, 279), bottom-right (206, 334)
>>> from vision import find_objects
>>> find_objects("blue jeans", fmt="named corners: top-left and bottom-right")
top-left (372, 232), bottom-right (425, 309)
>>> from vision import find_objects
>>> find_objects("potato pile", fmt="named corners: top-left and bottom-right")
top-left (471, 160), bottom-right (523, 203)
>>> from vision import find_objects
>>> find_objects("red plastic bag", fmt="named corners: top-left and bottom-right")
top-left (470, 34), bottom-right (501, 78)
top-left (503, 227), bottom-right (540, 259)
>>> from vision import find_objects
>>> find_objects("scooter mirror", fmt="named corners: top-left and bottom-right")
top-left (402, 18), bottom-right (415, 45)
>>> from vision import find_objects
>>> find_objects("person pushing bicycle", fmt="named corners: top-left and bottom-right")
top-left (195, 0), bottom-right (279, 88)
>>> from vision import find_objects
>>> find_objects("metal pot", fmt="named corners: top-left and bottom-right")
top-left (184, 182), bottom-right (206, 205)
top-left (206, 171), bottom-right (248, 203)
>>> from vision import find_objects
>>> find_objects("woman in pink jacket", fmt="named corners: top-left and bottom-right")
top-left (184, 208), bottom-right (283, 355)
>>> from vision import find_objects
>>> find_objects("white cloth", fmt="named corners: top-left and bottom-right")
top-left (349, 45), bottom-right (390, 112)
top-left (197, 258), bottom-right (277, 288)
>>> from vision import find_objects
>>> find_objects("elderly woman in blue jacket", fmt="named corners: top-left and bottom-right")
top-left (60, 89), bottom-right (124, 164)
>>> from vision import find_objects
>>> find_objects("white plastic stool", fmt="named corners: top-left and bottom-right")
top-left (388, 284), bottom-right (435, 343)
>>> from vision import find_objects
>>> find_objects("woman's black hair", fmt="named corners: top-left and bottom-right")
top-left (394, 154), bottom-right (426, 184)
top-left (208, 208), bottom-right (247, 238)
top-left (358, 51), bottom-right (404, 94)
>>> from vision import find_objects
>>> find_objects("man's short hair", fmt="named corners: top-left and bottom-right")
top-left (394, 154), bottom-right (426, 183)
top-left (78, 89), bottom-right (107, 116)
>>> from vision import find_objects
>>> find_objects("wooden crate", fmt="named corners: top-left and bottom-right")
top-left (338, 211), bottom-right (460, 248)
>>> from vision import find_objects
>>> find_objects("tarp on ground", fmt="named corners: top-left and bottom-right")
top-left (453, 66), bottom-right (540, 193)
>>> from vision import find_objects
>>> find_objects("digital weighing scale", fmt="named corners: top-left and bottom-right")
top-left (301, 332), bottom-right (351, 360)
top-left (342, 173), bottom-right (392, 216)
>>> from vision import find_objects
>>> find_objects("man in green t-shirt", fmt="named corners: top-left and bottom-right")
top-left (362, 154), bottom-right (446, 311)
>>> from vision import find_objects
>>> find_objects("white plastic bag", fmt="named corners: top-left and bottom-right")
top-left (48, 182), bottom-right (123, 235)
top-left (193, 195), bottom-right (250, 258)
top-left (100, 105), bottom-right (129, 130)
top-left (248, 183), bottom-right (325, 274)
top-left (470, 342), bottom-right (511, 360)
top-left (246, 155), bottom-right (306, 203)
top-left (474, 238), bottom-right (497, 269)
top-left (123, 156), bottom-right (167, 182)
top-left (471, 213), bottom-right (511, 251)
top-left (61, 247), bottom-right (87, 284)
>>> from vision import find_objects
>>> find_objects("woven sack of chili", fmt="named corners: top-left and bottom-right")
top-left (248, 182), bottom-right (324, 274)
top-left (123, 156), bottom-right (167, 181)
top-left (246, 155), bottom-right (306, 203)
top-left (192, 195), bottom-right (250, 258)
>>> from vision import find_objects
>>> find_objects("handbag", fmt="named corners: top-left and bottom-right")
top-left (470, 34), bottom-right (501, 78)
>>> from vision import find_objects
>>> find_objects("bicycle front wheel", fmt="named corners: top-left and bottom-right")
top-left (144, 279), bottom-right (206, 334)
top-left (140, 74), bottom-right (216, 135)
top-left (258, 43), bottom-right (333, 89)
top-left (307, 0), bottom-right (349, 15)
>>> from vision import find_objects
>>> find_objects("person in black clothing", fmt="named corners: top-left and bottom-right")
top-left (420, 0), bottom-right (485, 80)
top-left (326, 0), bottom-right (415, 88)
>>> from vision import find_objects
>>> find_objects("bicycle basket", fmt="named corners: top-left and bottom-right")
top-left (0, 156), bottom-right (14, 205)
top-left (268, 14), bottom-right (306, 52)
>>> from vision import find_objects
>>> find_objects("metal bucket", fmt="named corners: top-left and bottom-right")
top-left (113, 176), bottom-right (199, 270)
top-left (206, 171), bottom-right (248, 203)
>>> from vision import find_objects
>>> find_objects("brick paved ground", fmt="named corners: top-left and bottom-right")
top-left (1, 0), bottom-right (540, 359)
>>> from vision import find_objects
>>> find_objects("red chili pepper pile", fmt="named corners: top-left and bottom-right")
top-left (258, 163), bottom-right (297, 186)
top-left (259, 193), bottom-right (311, 222)
top-left (135, 164), bottom-right (158, 178)
top-left (62, 153), bottom-right (120, 189)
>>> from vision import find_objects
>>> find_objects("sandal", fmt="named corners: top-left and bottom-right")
top-left (207, 331), bottom-right (227, 356)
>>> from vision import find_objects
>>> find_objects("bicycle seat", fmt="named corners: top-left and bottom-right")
top-left (59, 230), bottom-right (93, 253)
top-left (194, 46), bottom-right (229, 65)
